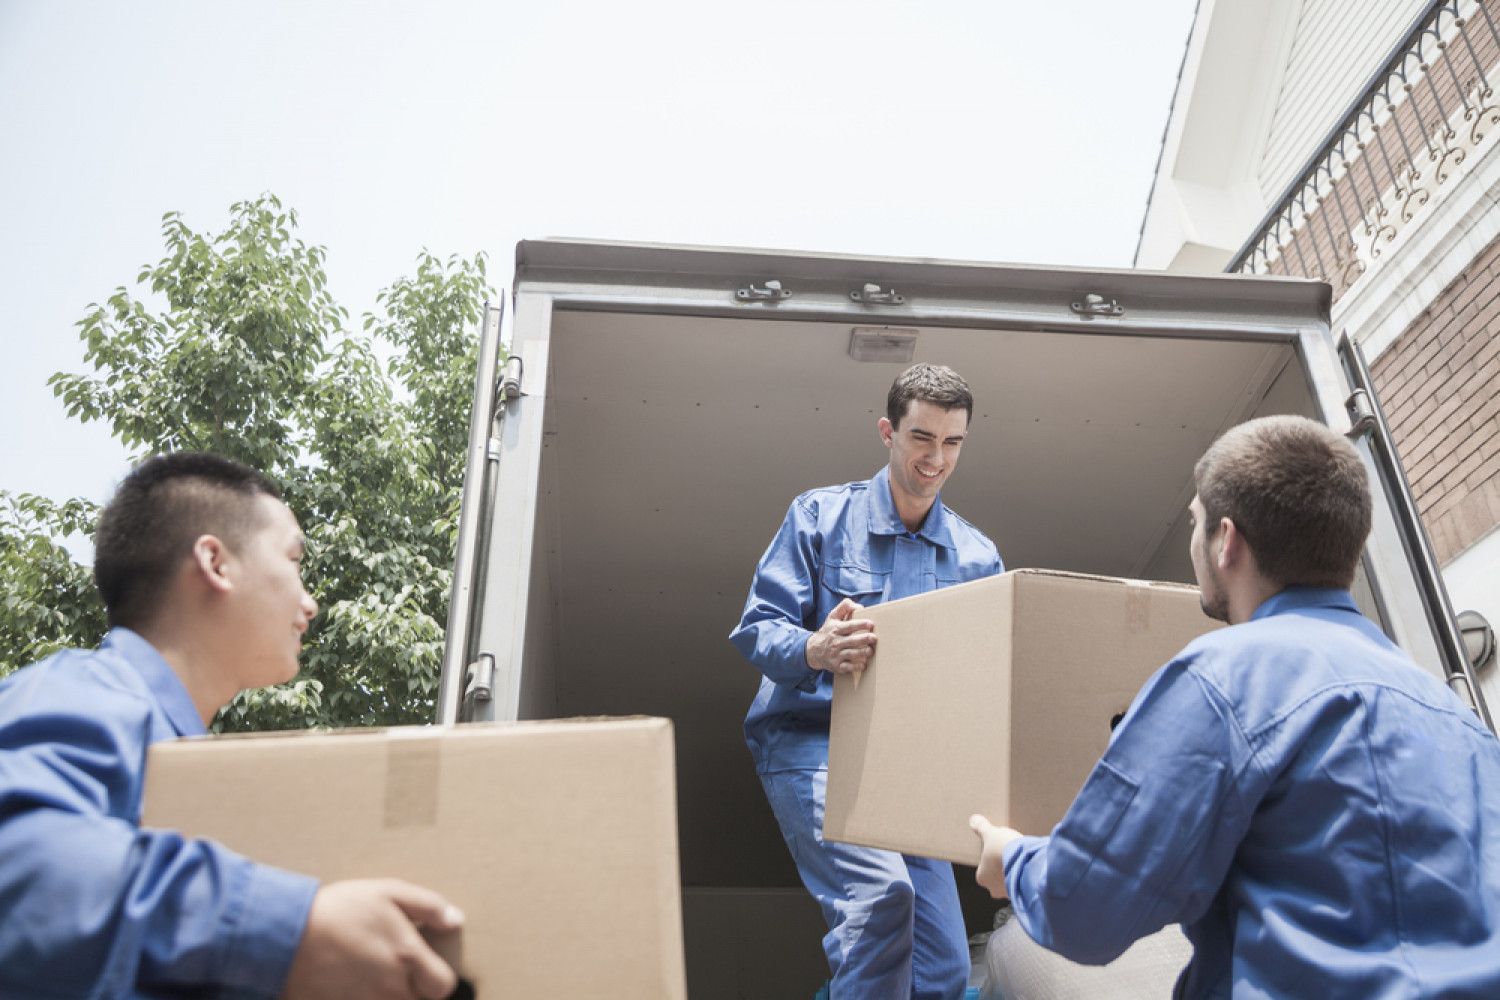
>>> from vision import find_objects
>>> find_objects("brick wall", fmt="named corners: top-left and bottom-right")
top-left (1371, 232), bottom-right (1500, 563)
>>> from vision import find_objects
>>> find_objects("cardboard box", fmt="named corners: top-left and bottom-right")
top-left (825, 569), bottom-right (1219, 865)
top-left (141, 717), bottom-right (687, 1000)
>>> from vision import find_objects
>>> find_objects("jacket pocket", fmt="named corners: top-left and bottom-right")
top-left (820, 563), bottom-right (888, 604)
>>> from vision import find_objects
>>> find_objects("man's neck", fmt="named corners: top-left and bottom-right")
top-left (897, 504), bottom-right (933, 534)
top-left (1226, 578), bottom-right (1282, 626)
top-left (133, 621), bottom-right (232, 726)
top-left (887, 478), bottom-right (936, 533)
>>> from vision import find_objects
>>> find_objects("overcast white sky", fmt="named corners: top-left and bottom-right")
top-left (0, 0), bottom-right (1196, 512)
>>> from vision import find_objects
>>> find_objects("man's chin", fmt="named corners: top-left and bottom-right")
top-left (267, 659), bottom-right (302, 688)
top-left (1200, 598), bottom-right (1230, 623)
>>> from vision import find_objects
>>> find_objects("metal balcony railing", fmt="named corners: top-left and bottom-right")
top-left (1227, 0), bottom-right (1500, 298)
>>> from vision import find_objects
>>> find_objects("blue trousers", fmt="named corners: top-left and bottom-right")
top-left (761, 767), bottom-right (970, 1000)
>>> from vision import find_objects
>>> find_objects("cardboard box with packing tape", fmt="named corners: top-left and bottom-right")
top-left (825, 569), bottom-right (1221, 865)
top-left (141, 716), bottom-right (687, 999)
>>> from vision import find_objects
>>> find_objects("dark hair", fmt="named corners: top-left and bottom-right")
top-left (886, 363), bottom-right (973, 428)
top-left (1194, 415), bottom-right (1372, 589)
top-left (94, 452), bottom-right (282, 629)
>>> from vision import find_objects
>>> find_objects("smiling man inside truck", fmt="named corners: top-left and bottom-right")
top-left (971, 415), bottom-right (1500, 999)
top-left (731, 363), bottom-right (1003, 999)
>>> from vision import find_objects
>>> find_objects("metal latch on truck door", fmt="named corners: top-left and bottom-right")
top-left (736, 279), bottom-right (792, 302)
top-left (1070, 293), bottom-right (1124, 319)
top-left (850, 282), bottom-right (905, 306)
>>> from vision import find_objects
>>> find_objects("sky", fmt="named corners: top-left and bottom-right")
top-left (0, 0), bottom-right (1197, 514)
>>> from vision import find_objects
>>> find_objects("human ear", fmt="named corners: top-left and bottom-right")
top-left (878, 417), bottom-right (894, 447)
top-left (1214, 518), bottom-right (1240, 571)
top-left (190, 535), bottom-right (234, 595)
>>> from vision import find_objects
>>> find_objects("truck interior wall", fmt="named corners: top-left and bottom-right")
top-left (1136, 350), bottom-right (1387, 621)
top-left (1136, 352), bottom-right (1316, 582)
top-left (516, 448), bottom-right (559, 721)
top-left (680, 888), bottom-right (831, 998)
top-left (514, 306), bottom-right (1353, 994)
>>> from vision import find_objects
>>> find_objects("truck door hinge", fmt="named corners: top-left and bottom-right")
top-left (463, 653), bottom-right (496, 705)
top-left (498, 355), bottom-right (525, 402)
top-left (1344, 389), bottom-right (1378, 440)
top-left (850, 282), bottom-right (905, 306)
top-left (736, 279), bottom-right (792, 303)
top-left (1070, 293), bottom-right (1123, 319)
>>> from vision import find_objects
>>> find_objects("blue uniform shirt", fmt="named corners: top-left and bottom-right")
top-left (0, 628), bottom-right (318, 999)
top-left (1003, 587), bottom-right (1500, 999)
top-left (729, 466), bottom-right (1003, 773)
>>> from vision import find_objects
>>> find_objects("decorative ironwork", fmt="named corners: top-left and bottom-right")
top-left (1228, 1), bottom-right (1500, 303)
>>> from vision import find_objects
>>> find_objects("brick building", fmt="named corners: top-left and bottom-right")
top-left (1137, 0), bottom-right (1499, 706)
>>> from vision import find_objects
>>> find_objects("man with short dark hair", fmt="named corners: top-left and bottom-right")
top-left (971, 415), bottom-right (1500, 998)
top-left (0, 452), bottom-right (463, 999)
top-left (731, 363), bottom-right (1003, 999)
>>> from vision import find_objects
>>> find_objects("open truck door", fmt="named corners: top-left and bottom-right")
top-left (437, 297), bottom-right (509, 726)
top-left (1338, 332), bottom-right (1493, 730)
top-left (434, 241), bottom-right (1493, 999)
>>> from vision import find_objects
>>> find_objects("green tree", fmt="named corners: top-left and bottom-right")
top-left (0, 494), bottom-right (105, 665)
top-left (0, 195), bottom-right (492, 731)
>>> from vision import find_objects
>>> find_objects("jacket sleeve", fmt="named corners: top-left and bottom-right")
top-left (0, 677), bottom-right (318, 999)
top-left (728, 496), bottom-right (823, 691)
top-left (1001, 655), bottom-right (1258, 965)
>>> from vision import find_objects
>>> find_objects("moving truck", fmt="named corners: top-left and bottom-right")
top-left (434, 239), bottom-right (1495, 999)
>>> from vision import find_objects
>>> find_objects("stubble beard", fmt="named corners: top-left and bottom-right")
top-left (1199, 564), bottom-right (1230, 623)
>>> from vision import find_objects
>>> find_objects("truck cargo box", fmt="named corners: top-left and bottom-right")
top-left (438, 240), bottom-right (1491, 999)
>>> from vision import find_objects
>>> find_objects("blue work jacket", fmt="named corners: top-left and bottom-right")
top-left (729, 466), bottom-right (1003, 773)
top-left (1003, 587), bottom-right (1500, 999)
top-left (0, 628), bottom-right (317, 999)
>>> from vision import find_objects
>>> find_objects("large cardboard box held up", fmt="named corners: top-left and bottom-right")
top-left (141, 717), bottom-right (687, 999)
top-left (825, 569), bottom-right (1219, 866)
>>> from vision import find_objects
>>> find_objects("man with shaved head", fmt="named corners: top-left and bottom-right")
top-left (0, 452), bottom-right (462, 999)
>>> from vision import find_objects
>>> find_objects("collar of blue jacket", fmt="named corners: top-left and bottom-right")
top-left (102, 627), bottom-right (207, 738)
top-left (865, 465), bottom-right (958, 549)
top-left (1250, 585), bottom-right (1360, 622)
